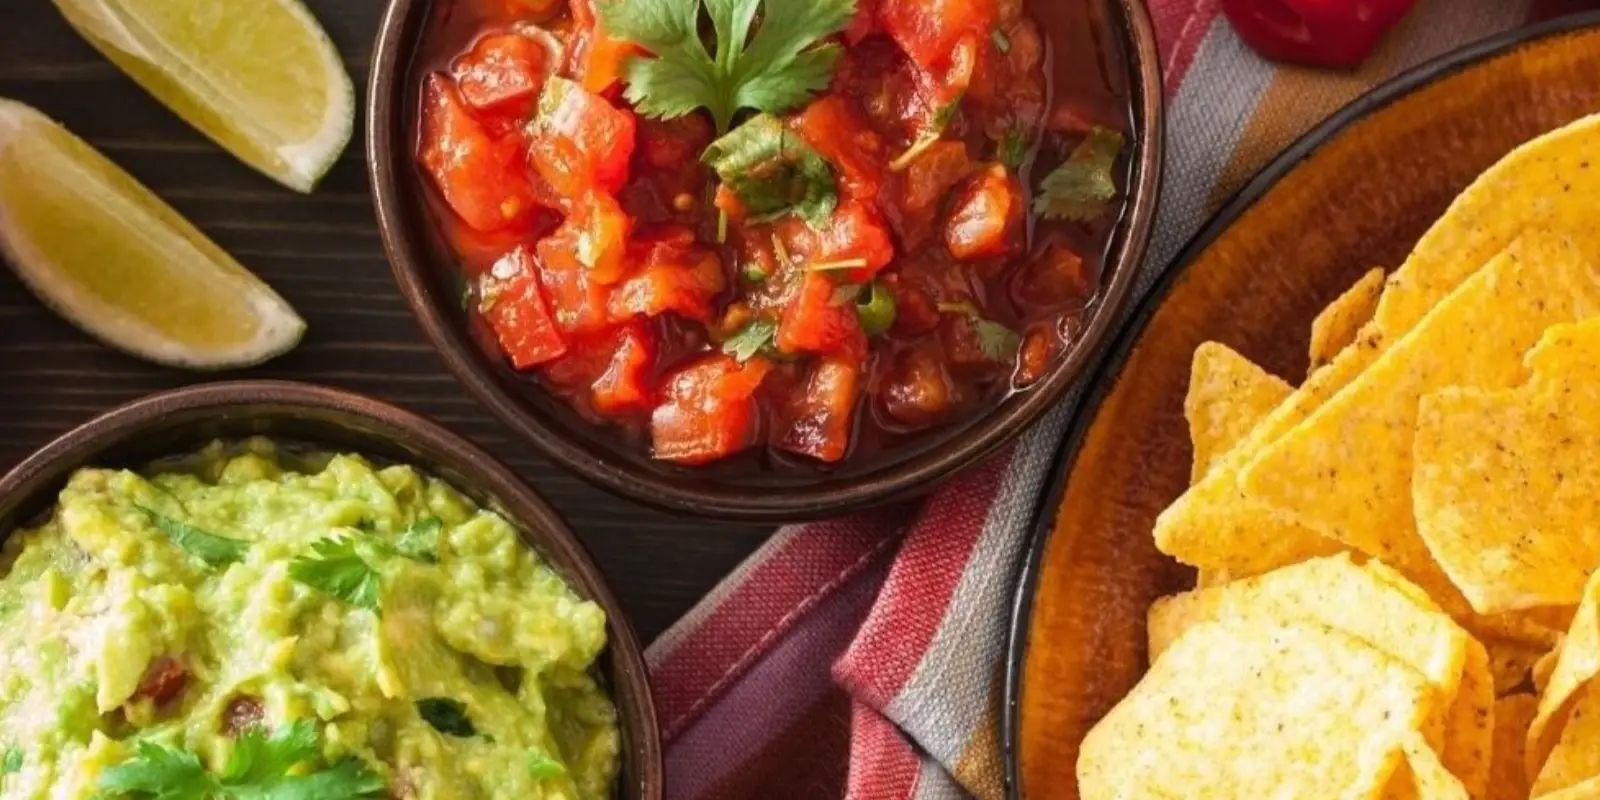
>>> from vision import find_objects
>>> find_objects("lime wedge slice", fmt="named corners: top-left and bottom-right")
top-left (52, 0), bottom-right (354, 192)
top-left (0, 100), bottom-right (306, 370)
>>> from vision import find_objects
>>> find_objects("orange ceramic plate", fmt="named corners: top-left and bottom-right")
top-left (1003, 14), bottom-right (1600, 799)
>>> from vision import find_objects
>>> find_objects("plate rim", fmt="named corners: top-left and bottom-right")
top-left (1000, 10), bottom-right (1600, 797)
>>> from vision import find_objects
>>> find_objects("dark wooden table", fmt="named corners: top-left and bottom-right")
top-left (0, 0), bottom-right (771, 643)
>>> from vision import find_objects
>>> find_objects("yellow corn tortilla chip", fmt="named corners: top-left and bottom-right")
top-left (1369, 559), bottom-right (1564, 651)
top-left (1193, 568), bottom-right (1231, 588)
top-left (1534, 683), bottom-right (1600, 796)
top-left (1486, 639), bottom-right (1547, 696)
top-left (1413, 319), bottom-right (1600, 615)
top-left (1489, 694), bottom-right (1536, 800)
top-left (1078, 619), bottom-right (1435, 800)
top-left (1388, 729), bottom-right (1471, 800)
top-left (1538, 640), bottom-right (1565, 695)
top-left (1311, 267), bottom-right (1387, 373)
top-left (1239, 229), bottom-right (1600, 574)
top-left (1184, 342), bottom-right (1293, 482)
top-left (1443, 639), bottom-right (1493, 799)
top-left (1371, 113), bottom-right (1600, 341)
top-left (1541, 777), bottom-right (1600, 800)
top-left (1152, 336), bottom-right (1373, 576)
top-left (1530, 571), bottom-right (1600, 778)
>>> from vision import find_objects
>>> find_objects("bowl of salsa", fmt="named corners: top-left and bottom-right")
top-left (369, 0), bottom-right (1162, 519)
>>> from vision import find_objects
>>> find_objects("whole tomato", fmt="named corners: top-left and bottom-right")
top-left (1221, 0), bottom-right (1419, 68)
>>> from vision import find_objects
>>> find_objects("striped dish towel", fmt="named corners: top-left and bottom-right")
top-left (644, 1), bottom-right (1577, 796)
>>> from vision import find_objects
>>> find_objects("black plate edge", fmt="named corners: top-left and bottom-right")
top-left (1000, 11), bottom-right (1600, 797)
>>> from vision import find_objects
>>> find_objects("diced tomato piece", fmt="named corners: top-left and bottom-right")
top-left (776, 272), bottom-right (867, 358)
top-left (575, 193), bottom-right (634, 283)
top-left (882, 344), bottom-right (965, 429)
top-left (844, 0), bottom-right (880, 42)
top-left (609, 228), bottom-right (725, 323)
top-left (132, 656), bottom-right (188, 706)
top-left (1016, 322), bottom-right (1061, 386)
top-left (651, 354), bottom-right (773, 465)
top-left (452, 33), bottom-right (553, 121)
top-left (530, 77), bottom-right (637, 199)
top-left (443, 222), bottom-right (535, 275)
top-left (880, 0), bottom-right (999, 71)
top-left (891, 139), bottom-right (973, 247)
top-left (814, 202), bottom-right (895, 284)
top-left (591, 321), bottom-right (658, 415)
top-left (568, 0), bottom-right (642, 94)
top-left (789, 95), bottom-right (886, 204)
top-left (418, 75), bottom-right (540, 233)
top-left (776, 357), bottom-right (860, 463)
top-left (1014, 241), bottom-right (1091, 309)
top-left (539, 327), bottom-right (617, 389)
top-left (222, 694), bottom-right (266, 736)
top-left (481, 247), bottom-right (567, 369)
top-left (880, 273), bottom-right (940, 335)
top-left (535, 235), bottom-right (613, 334)
top-left (945, 164), bottom-right (1025, 261)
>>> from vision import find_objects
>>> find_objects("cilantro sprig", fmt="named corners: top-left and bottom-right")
top-left (599, 0), bottom-right (857, 134)
top-left (938, 302), bottom-right (1020, 362)
top-left (722, 318), bottom-right (777, 362)
top-left (97, 720), bottom-right (385, 800)
top-left (394, 517), bottom-right (442, 564)
top-left (136, 506), bottom-right (250, 569)
top-left (703, 114), bottom-right (837, 225)
top-left (1034, 126), bottom-right (1125, 222)
top-left (289, 538), bottom-right (381, 614)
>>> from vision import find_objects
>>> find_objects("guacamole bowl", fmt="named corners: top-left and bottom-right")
top-left (0, 380), bottom-right (661, 798)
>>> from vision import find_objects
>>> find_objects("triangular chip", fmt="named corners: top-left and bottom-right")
top-left (1371, 113), bottom-right (1600, 341)
top-left (1540, 776), bottom-right (1600, 800)
top-left (1534, 683), bottom-right (1600, 796)
top-left (1079, 619), bottom-right (1435, 799)
top-left (1184, 342), bottom-right (1292, 482)
top-left (1388, 729), bottom-right (1470, 800)
top-left (1489, 694), bottom-right (1536, 800)
top-left (1486, 639), bottom-right (1548, 696)
top-left (1311, 267), bottom-right (1386, 373)
top-left (1414, 319), bottom-right (1600, 615)
top-left (1442, 639), bottom-right (1492, 799)
top-left (1530, 571), bottom-right (1600, 778)
top-left (1239, 229), bottom-right (1600, 574)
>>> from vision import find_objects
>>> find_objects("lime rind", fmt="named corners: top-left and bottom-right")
top-left (0, 99), bottom-right (306, 370)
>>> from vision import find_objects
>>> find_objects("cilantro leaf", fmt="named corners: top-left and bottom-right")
top-left (938, 302), bottom-right (1020, 362)
top-left (2, 747), bottom-right (21, 775)
top-left (417, 698), bottom-right (476, 737)
top-left (136, 506), bottom-right (250, 568)
top-left (1034, 126), bottom-right (1124, 222)
top-left (721, 318), bottom-right (776, 362)
top-left (601, 0), bottom-right (856, 133)
top-left (999, 125), bottom-right (1029, 170)
top-left (394, 517), bottom-right (442, 563)
top-left (98, 722), bottom-right (385, 800)
top-left (289, 538), bottom-right (381, 613)
top-left (990, 29), bottom-right (1011, 54)
top-left (704, 114), bottom-right (837, 225)
top-left (526, 748), bottom-right (567, 779)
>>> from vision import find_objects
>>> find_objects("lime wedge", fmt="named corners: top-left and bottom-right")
top-left (0, 100), bottom-right (306, 370)
top-left (52, 0), bottom-right (354, 192)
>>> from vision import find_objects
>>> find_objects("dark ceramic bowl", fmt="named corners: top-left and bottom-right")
top-left (0, 381), bottom-right (662, 799)
top-left (367, 0), bottom-right (1164, 521)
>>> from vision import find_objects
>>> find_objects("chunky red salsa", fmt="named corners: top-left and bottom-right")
top-left (416, 0), bottom-right (1128, 467)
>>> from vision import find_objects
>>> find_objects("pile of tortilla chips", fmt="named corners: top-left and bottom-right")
top-left (1078, 112), bottom-right (1600, 800)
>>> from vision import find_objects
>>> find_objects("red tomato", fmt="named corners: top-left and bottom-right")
top-left (535, 234), bottom-right (613, 334)
top-left (894, 139), bottom-right (974, 247)
top-left (1222, 0), bottom-right (1416, 68)
top-left (568, 0), bottom-right (642, 94)
top-left (775, 357), bottom-right (860, 463)
top-left (882, 344), bottom-right (964, 429)
top-left (570, 193), bottom-right (634, 284)
top-left (844, 0), bottom-right (880, 43)
top-left (651, 355), bottom-right (773, 465)
top-left (944, 164), bottom-right (1024, 261)
top-left (1014, 241), bottom-right (1091, 310)
top-left (880, 0), bottom-right (998, 71)
top-left (132, 656), bottom-right (188, 706)
top-left (775, 272), bottom-right (867, 359)
top-left (609, 228), bottom-right (725, 323)
top-left (529, 78), bottom-right (637, 199)
top-left (789, 95), bottom-right (886, 204)
top-left (481, 247), bottom-right (567, 369)
top-left (418, 74), bottom-right (540, 233)
top-left (540, 328), bottom-right (617, 389)
top-left (591, 321), bottom-right (658, 415)
top-left (452, 33), bottom-right (553, 122)
top-left (815, 201), bottom-right (896, 284)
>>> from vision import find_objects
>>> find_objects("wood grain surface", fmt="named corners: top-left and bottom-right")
top-left (0, 0), bottom-right (771, 642)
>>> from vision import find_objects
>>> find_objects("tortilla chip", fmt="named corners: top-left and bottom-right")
top-left (1311, 268), bottom-right (1387, 373)
top-left (1148, 555), bottom-right (1469, 700)
top-left (1541, 776), bottom-right (1600, 800)
top-left (1486, 639), bottom-right (1547, 696)
top-left (1489, 694), bottom-right (1536, 800)
top-left (1152, 337), bottom-right (1373, 575)
top-left (1530, 571), bottom-right (1600, 778)
top-left (1184, 342), bottom-right (1292, 482)
top-left (1388, 729), bottom-right (1470, 800)
top-left (1534, 683), bottom-right (1600, 795)
top-left (1239, 229), bottom-right (1600, 574)
top-left (1538, 640), bottom-right (1565, 695)
top-left (1079, 619), bottom-right (1435, 799)
top-left (1442, 639), bottom-right (1493, 799)
top-left (1194, 568), bottom-right (1232, 588)
top-left (1371, 113), bottom-right (1600, 341)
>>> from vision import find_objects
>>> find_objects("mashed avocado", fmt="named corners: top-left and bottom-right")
top-left (0, 438), bottom-right (619, 799)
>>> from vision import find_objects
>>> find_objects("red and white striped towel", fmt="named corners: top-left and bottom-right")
top-left (644, 1), bottom-right (1573, 796)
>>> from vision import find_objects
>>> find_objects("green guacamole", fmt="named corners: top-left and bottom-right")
top-left (0, 438), bottom-right (619, 799)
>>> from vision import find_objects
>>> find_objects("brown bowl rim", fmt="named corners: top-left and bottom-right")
top-left (999, 10), bottom-right (1600, 797)
top-left (366, 0), bottom-right (1166, 522)
top-left (0, 379), bottom-right (663, 799)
